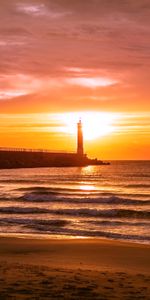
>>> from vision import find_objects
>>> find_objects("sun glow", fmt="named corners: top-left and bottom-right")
top-left (60, 112), bottom-right (119, 140)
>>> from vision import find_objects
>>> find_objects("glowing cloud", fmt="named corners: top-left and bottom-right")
top-left (0, 90), bottom-right (29, 100)
top-left (16, 3), bottom-right (70, 18)
top-left (66, 77), bottom-right (117, 88)
top-left (16, 3), bottom-right (47, 16)
top-left (0, 74), bottom-right (45, 100)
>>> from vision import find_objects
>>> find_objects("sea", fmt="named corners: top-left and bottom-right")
top-left (0, 161), bottom-right (149, 244)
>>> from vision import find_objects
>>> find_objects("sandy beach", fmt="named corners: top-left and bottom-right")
top-left (0, 237), bottom-right (149, 299)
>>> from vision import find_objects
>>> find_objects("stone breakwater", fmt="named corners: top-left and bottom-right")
top-left (0, 149), bottom-right (108, 169)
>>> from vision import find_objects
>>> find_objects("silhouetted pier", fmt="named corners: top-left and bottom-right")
top-left (0, 148), bottom-right (89, 169)
top-left (0, 120), bottom-right (109, 169)
top-left (0, 147), bottom-right (75, 154)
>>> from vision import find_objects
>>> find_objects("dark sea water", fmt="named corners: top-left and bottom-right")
top-left (0, 161), bottom-right (149, 244)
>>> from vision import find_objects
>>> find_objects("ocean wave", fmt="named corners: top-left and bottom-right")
top-left (0, 207), bottom-right (49, 214)
top-left (20, 193), bottom-right (150, 206)
top-left (0, 206), bottom-right (149, 219)
top-left (18, 225), bottom-right (149, 242)
top-left (86, 220), bottom-right (150, 227)
top-left (0, 217), bottom-right (149, 228)
top-left (124, 183), bottom-right (150, 188)
top-left (121, 173), bottom-right (150, 178)
top-left (50, 208), bottom-right (150, 219)
top-left (9, 225), bottom-right (150, 243)
top-left (18, 186), bottom-right (98, 194)
top-left (59, 229), bottom-right (150, 242)
top-left (0, 179), bottom-right (41, 184)
top-left (0, 217), bottom-right (69, 227)
top-left (16, 186), bottom-right (58, 193)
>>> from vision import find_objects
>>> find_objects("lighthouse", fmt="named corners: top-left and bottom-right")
top-left (77, 119), bottom-right (84, 156)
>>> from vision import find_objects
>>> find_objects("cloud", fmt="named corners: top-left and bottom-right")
top-left (0, 90), bottom-right (29, 100)
top-left (65, 77), bottom-right (117, 88)
top-left (0, 73), bottom-right (66, 101)
top-left (63, 67), bottom-right (118, 88)
top-left (16, 3), bottom-right (48, 16)
top-left (0, 74), bottom-right (44, 100)
top-left (0, 39), bottom-right (25, 47)
top-left (16, 2), bottom-right (71, 18)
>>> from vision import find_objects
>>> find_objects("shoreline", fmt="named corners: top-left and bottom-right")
top-left (0, 233), bottom-right (150, 245)
top-left (0, 236), bottom-right (150, 274)
top-left (0, 232), bottom-right (149, 246)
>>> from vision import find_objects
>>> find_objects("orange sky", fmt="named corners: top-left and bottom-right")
top-left (0, 0), bottom-right (150, 159)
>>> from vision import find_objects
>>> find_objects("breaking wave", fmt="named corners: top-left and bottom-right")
top-left (0, 206), bottom-right (149, 219)
top-left (20, 193), bottom-right (150, 206)
top-left (0, 217), bottom-right (149, 228)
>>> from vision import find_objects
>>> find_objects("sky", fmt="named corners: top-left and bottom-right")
top-left (0, 0), bottom-right (150, 159)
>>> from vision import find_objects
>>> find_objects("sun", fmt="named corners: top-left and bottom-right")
top-left (60, 112), bottom-right (119, 140)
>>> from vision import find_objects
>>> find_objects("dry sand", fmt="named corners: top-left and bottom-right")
top-left (0, 237), bottom-right (150, 299)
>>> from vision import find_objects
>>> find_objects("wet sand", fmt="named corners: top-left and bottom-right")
top-left (0, 237), bottom-right (150, 299)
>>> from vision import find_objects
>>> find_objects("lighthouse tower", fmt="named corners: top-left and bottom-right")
top-left (77, 119), bottom-right (84, 156)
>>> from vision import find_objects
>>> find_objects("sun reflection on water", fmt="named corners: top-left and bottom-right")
top-left (79, 185), bottom-right (96, 191)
